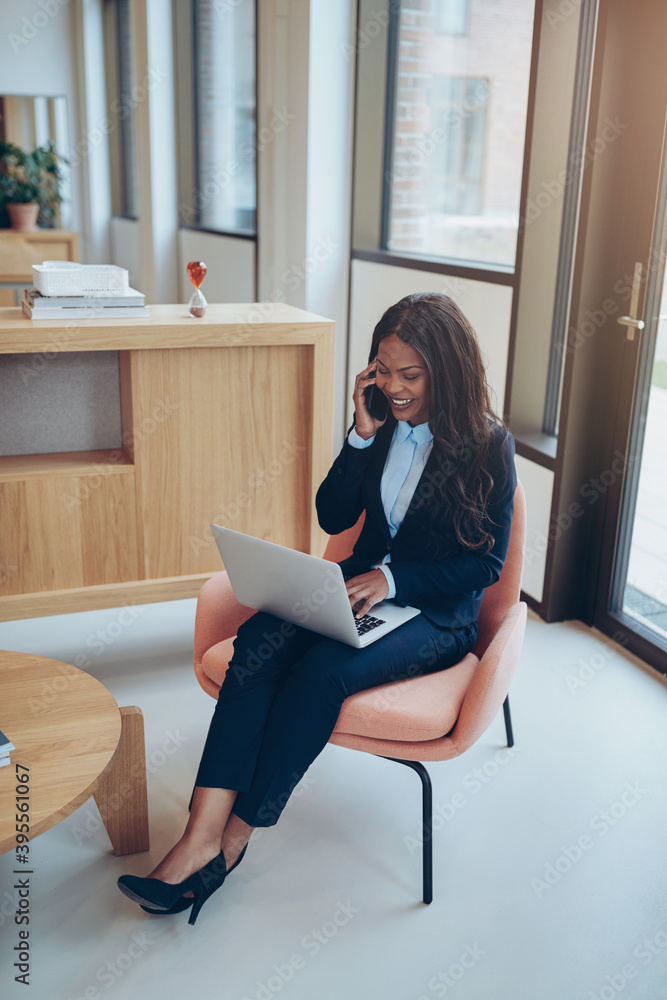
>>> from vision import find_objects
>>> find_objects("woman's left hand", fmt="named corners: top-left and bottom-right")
top-left (345, 569), bottom-right (389, 619)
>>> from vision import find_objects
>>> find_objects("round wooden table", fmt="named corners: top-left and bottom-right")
top-left (0, 651), bottom-right (149, 856)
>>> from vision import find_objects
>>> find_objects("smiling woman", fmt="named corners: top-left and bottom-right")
top-left (117, 291), bottom-right (517, 927)
top-left (359, 292), bottom-right (506, 556)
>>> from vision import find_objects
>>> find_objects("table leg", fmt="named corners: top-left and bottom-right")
top-left (94, 705), bottom-right (150, 856)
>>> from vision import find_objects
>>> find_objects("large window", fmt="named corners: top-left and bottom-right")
top-left (383, 0), bottom-right (535, 267)
top-left (177, 0), bottom-right (257, 235)
top-left (103, 0), bottom-right (139, 219)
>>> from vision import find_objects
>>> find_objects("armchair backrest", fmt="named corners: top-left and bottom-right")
top-left (474, 480), bottom-right (526, 657)
top-left (323, 515), bottom-right (366, 564)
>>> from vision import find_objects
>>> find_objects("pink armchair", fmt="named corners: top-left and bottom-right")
top-left (193, 483), bottom-right (527, 903)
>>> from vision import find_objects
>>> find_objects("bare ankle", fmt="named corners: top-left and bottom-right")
top-left (181, 827), bottom-right (222, 854)
top-left (220, 833), bottom-right (249, 865)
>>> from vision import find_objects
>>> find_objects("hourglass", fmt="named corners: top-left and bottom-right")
top-left (187, 261), bottom-right (208, 318)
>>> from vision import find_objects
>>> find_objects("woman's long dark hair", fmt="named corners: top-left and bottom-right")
top-left (369, 292), bottom-right (505, 553)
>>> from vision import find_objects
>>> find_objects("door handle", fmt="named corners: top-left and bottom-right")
top-left (617, 261), bottom-right (645, 341)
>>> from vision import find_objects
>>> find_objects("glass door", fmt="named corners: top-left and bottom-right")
top-left (594, 119), bottom-right (667, 676)
top-left (620, 277), bottom-right (667, 643)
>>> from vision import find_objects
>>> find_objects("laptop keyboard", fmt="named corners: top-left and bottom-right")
top-left (354, 613), bottom-right (386, 636)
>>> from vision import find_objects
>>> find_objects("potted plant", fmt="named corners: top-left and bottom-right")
top-left (0, 141), bottom-right (67, 232)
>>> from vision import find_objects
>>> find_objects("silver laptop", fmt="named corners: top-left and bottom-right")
top-left (210, 524), bottom-right (420, 648)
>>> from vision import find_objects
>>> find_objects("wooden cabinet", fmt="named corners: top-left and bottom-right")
top-left (0, 303), bottom-right (335, 620)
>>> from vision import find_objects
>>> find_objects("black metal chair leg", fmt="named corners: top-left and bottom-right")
top-left (503, 694), bottom-right (514, 748)
top-left (379, 755), bottom-right (433, 904)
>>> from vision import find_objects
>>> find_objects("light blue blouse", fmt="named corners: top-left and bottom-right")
top-left (348, 419), bottom-right (434, 598)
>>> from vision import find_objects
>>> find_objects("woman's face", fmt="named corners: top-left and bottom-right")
top-left (375, 333), bottom-right (431, 426)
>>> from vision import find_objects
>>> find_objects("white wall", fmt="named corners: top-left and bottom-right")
top-left (110, 222), bottom-right (257, 306)
top-left (178, 230), bottom-right (255, 303)
top-left (305, 0), bottom-right (356, 449)
top-left (110, 217), bottom-right (141, 288)
top-left (257, 0), bottom-right (356, 452)
top-left (132, 0), bottom-right (179, 302)
top-left (515, 455), bottom-right (554, 603)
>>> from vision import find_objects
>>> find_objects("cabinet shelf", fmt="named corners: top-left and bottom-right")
top-left (0, 449), bottom-right (134, 483)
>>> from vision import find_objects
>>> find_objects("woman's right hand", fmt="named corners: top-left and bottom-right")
top-left (352, 358), bottom-right (387, 440)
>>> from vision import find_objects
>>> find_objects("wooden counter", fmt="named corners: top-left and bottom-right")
top-left (0, 303), bottom-right (335, 620)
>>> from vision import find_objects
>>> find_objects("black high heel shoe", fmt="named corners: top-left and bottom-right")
top-left (117, 848), bottom-right (231, 925)
top-left (138, 842), bottom-right (249, 916)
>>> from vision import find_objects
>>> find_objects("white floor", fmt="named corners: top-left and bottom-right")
top-left (1, 600), bottom-right (667, 1000)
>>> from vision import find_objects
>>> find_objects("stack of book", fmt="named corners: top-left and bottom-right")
top-left (22, 287), bottom-right (149, 320)
top-left (0, 727), bottom-right (15, 767)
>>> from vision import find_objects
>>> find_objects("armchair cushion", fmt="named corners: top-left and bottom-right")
top-left (332, 652), bottom-right (479, 742)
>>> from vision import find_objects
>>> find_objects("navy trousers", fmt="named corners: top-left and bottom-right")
top-left (188, 611), bottom-right (478, 827)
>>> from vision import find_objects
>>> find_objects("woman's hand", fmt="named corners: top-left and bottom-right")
top-left (352, 358), bottom-right (387, 440)
top-left (345, 569), bottom-right (389, 619)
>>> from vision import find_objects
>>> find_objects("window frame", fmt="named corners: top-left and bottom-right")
top-left (379, 0), bottom-right (532, 276)
top-left (103, 0), bottom-right (139, 221)
top-left (185, 0), bottom-right (259, 238)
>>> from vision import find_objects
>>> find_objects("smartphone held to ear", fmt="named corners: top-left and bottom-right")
top-left (364, 381), bottom-right (389, 421)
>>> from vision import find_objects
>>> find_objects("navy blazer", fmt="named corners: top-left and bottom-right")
top-left (315, 415), bottom-right (517, 629)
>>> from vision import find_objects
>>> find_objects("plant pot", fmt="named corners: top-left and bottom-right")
top-left (7, 203), bottom-right (39, 232)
